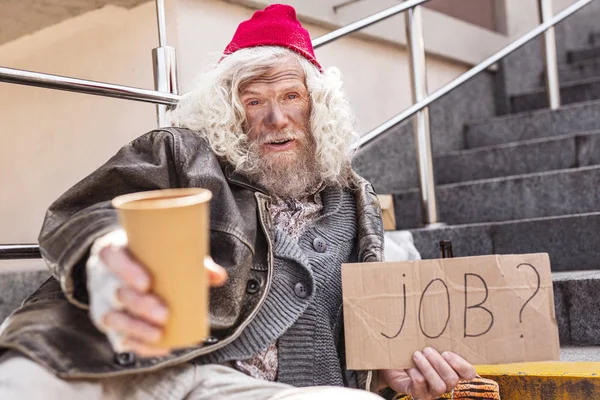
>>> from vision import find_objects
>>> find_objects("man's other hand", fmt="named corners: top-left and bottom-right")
top-left (379, 348), bottom-right (476, 400)
top-left (86, 229), bottom-right (227, 357)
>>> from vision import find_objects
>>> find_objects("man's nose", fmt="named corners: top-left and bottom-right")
top-left (265, 102), bottom-right (289, 130)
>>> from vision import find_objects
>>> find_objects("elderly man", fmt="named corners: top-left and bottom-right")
top-left (0, 4), bottom-right (475, 399)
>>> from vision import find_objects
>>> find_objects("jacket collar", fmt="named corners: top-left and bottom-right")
top-left (223, 164), bottom-right (268, 195)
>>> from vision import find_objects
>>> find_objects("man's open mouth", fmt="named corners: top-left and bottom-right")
top-left (267, 138), bottom-right (295, 147)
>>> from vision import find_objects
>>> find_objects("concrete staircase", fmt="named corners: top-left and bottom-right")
top-left (2, 0), bottom-right (600, 370)
top-left (356, 16), bottom-right (600, 356)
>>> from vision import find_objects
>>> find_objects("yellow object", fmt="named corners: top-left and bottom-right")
top-left (113, 188), bottom-right (213, 349)
top-left (393, 375), bottom-right (500, 399)
top-left (477, 362), bottom-right (600, 399)
top-left (377, 194), bottom-right (396, 231)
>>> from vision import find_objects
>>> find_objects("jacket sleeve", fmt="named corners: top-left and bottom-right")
top-left (38, 129), bottom-right (181, 308)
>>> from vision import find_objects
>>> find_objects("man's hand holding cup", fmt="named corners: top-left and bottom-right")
top-left (87, 188), bottom-right (227, 357)
top-left (87, 231), bottom-right (226, 358)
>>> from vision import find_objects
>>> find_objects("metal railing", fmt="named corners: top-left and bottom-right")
top-left (539, 0), bottom-right (562, 109)
top-left (0, 245), bottom-right (41, 260)
top-left (313, 0), bottom-right (429, 48)
top-left (0, 0), bottom-right (430, 106)
top-left (0, 66), bottom-right (180, 105)
top-left (404, 5), bottom-right (438, 226)
top-left (0, 0), bottom-right (595, 259)
top-left (0, 1), bottom-right (181, 108)
top-left (313, 0), bottom-right (575, 226)
top-left (356, 0), bottom-right (592, 149)
top-left (152, 0), bottom-right (179, 126)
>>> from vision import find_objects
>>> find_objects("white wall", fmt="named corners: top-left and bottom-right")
top-left (0, 0), bottom-right (467, 244)
top-left (0, 4), bottom-right (159, 244)
top-left (504, 0), bottom-right (574, 37)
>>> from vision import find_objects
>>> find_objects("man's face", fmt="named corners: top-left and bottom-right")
top-left (239, 58), bottom-right (319, 198)
top-left (241, 58), bottom-right (312, 160)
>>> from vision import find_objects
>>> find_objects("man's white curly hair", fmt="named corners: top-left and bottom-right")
top-left (168, 46), bottom-right (359, 187)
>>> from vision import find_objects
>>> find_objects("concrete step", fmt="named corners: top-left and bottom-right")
top-left (353, 72), bottom-right (497, 194)
top-left (542, 57), bottom-right (600, 84)
top-left (568, 46), bottom-right (600, 64)
top-left (465, 99), bottom-right (600, 148)
top-left (435, 130), bottom-right (600, 184)
top-left (0, 260), bottom-right (49, 323)
top-left (511, 76), bottom-right (600, 113)
top-left (554, 271), bottom-right (600, 346)
top-left (560, 346), bottom-right (600, 362)
top-left (394, 165), bottom-right (600, 229)
top-left (407, 212), bottom-right (600, 273)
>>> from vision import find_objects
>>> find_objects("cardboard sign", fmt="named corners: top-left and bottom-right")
top-left (342, 253), bottom-right (559, 370)
top-left (377, 195), bottom-right (396, 231)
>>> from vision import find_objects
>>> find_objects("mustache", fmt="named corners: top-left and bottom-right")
top-left (252, 128), bottom-right (306, 145)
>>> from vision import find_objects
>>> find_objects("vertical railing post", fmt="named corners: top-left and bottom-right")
top-left (153, 0), bottom-right (179, 127)
top-left (538, 0), bottom-right (561, 110)
top-left (405, 5), bottom-right (439, 226)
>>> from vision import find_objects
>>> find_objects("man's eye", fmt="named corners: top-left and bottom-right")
top-left (248, 100), bottom-right (260, 106)
top-left (287, 94), bottom-right (298, 100)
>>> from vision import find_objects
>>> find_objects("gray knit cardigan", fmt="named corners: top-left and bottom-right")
top-left (198, 186), bottom-right (359, 388)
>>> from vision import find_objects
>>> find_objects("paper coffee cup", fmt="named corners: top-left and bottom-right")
top-left (112, 188), bottom-right (213, 349)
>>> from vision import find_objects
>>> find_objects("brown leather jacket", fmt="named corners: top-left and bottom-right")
top-left (0, 127), bottom-right (384, 380)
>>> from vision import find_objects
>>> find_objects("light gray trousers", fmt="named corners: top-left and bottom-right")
top-left (0, 351), bottom-right (380, 400)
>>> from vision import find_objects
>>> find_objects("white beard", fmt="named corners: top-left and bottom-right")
top-left (238, 129), bottom-right (321, 199)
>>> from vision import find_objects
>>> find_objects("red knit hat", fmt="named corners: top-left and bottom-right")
top-left (222, 4), bottom-right (323, 72)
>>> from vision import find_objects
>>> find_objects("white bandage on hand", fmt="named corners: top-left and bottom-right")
top-left (86, 228), bottom-right (129, 352)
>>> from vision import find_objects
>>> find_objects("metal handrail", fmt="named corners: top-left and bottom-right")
top-left (312, 0), bottom-right (429, 49)
top-left (153, 0), bottom-right (179, 127)
top-left (0, 1), bottom-right (180, 116)
top-left (355, 0), bottom-right (594, 150)
top-left (0, 245), bottom-right (41, 260)
top-left (0, 0), bottom-right (583, 116)
top-left (0, 0), bottom-right (594, 259)
top-left (539, 0), bottom-right (561, 109)
top-left (155, 0), bottom-right (168, 47)
top-left (0, 66), bottom-right (180, 105)
top-left (0, 0), bottom-right (429, 104)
